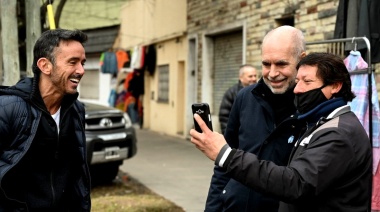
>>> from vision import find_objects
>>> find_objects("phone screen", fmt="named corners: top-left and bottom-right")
top-left (191, 103), bottom-right (213, 133)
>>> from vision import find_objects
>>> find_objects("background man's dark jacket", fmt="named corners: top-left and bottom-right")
top-left (218, 81), bottom-right (243, 134)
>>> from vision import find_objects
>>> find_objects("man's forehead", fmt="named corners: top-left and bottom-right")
top-left (261, 58), bottom-right (290, 64)
top-left (261, 50), bottom-right (295, 61)
top-left (297, 66), bottom-right (317, 76)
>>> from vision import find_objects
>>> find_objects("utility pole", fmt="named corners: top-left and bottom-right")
top-left (25, 0), bottom-right (41, 77)
top-left (0, 1), bottom-right (20, 85)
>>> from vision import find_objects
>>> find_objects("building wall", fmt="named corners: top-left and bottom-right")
top-left (116, 0), bottom-right (378, 137)
top-left (118, 0), bottom-right (188, 137)
top-left (79, 57), bottom-right (113, 106)
top-left (145, 37), bottom-right (187, 136)
top-left (187, 0), bottom-right (380, 134)
top-left (119, 0), bottom-right (187, 48)
top-left (188, 0), bottom-right (341, 95)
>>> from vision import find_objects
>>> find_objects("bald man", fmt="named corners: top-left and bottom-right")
top-left (204, 25), bottom-right (306, 212)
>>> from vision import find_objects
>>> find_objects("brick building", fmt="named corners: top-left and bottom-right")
top-left (187, 0), bottom-right (379, 132)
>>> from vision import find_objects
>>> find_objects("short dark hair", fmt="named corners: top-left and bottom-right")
top-left (296, 52), bottom-right (355, 102)
top-left (32, 29), bottom-right (88, 75)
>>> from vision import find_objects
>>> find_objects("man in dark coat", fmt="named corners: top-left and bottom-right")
top-left (218, 64), bottom-right (257, 134)
top-left (0, 29), bottom-right (91, 211)
top-left (203, 26), bottom-right (306, 211)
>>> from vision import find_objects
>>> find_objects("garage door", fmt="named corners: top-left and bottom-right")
top-left (80, 69), bottom-right (99, 99)
top-left (212, 31), bottom-right (243, 115)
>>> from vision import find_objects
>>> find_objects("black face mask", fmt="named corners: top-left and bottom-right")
top-left (294, 85), bottom-right (328, 114)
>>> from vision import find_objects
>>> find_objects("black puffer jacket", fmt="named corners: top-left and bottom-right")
top-left (218, 81), bottom-right (243, 134)
top-left (0, 77), bottom-right (91, 211)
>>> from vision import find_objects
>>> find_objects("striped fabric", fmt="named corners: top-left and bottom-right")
top-left (344, 50), bottom-right (380, 173)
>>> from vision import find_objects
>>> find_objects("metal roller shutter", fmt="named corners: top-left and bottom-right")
top-left (212, 31), bottom-right (243, 115)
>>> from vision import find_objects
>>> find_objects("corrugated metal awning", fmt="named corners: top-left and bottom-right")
top-left (82, 25), bottom-right (119, 54)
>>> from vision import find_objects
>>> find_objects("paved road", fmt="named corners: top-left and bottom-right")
top-left (120, 128), bottom-right (215, 212)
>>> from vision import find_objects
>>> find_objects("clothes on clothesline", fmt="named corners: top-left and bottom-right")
top-left (373, 165), bottom-right (380, 210)
top-left (111, 69), bottom-right (144, 125)
top-left (345, 50), bottom-right (380, 169)
top-left (100, 50), bottom-right (131, 74)
top-left (105, 44), bottom-right (157, 127)
top-left (100, 45), bottom-right (156, 76)
top-left (131, 46), bottom-right (145, 69)
top-left (115, 50), bottom-right (130, 71)
top-left (145, 44), bottom-right (157, 76)
top-left (344, 50), bottom-right (380, 211)
top-left (100, 51), bottom-right (118, 74)
top-left (108, 89), bottom-right (117, 107)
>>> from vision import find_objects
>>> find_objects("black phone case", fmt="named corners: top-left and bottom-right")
top-left (191, 103), bottom-right (213, 132)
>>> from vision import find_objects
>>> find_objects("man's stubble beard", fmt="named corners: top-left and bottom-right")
top-left (265, 78), bottom-right (296, 95)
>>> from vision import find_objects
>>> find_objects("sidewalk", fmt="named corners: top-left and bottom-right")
top-left (119, 128), bottom-right (215, 212)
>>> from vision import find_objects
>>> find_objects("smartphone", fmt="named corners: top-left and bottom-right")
top-left (191, 103), bottom-right (213, 133)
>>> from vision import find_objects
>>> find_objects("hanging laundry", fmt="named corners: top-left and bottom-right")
top-left (344, 50), bottom-right (380, 211)
top-left (145, 44), bottom-right (157, 76)
top-left (123, 50), bottom-right (132, 68)
top-left (128, 69), bottom-right (145, 97)
top-left (345, 50), bottom-right (380, 169)
top-left (99, 52), bottom-right (105, 66)
top-left (101, 51), bottom-right (118, 74)
top-left (131, 46), bottom-right (145, 69)
top-left (108, 89), bottom-right (117, 107)
top-left (345, 50), bottom-right (380, 146)
top-left (123, 72), bottom-right (134, 91)
top-left (115, 49), bottom-right (129, 72)
top-left (373, 166), bottom-right (380, 211)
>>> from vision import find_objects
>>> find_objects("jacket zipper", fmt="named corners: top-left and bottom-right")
top-left (49, 104), bottom-right (75, 207)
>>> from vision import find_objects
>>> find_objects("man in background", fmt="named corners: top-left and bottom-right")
top-left (218, 64), bottom-right (258, 134)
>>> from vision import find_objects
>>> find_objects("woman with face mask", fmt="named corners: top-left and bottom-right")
top-left (189, 52), bottom-right (373, 212)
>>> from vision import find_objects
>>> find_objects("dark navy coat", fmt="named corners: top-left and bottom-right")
top-left (206, 79), bottom-right (303, 211)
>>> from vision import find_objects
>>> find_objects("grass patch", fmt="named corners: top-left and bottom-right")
top-left (91, 172), bottom-right (185, 212)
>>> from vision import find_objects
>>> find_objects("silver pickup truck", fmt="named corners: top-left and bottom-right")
top-left (83, 101), bottom-right (137, 183)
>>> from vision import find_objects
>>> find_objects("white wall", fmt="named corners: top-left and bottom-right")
top-left (79, 57), bottom-right (113, 106)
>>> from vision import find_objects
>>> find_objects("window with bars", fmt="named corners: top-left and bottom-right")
top-left (158, 65), bottom-right (169, 103)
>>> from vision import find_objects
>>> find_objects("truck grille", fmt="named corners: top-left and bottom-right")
top-left (85, 114), bottom-right (125, 130)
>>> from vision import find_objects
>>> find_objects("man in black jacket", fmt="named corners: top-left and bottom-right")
top-left (0, 29), bottom-right (91, 211)
top-left (202, 26), bottom-right (306, 211)
top-left (190, 52), bottom-right (372, 212)
top-left (218, 64), bottom-right (257, 134)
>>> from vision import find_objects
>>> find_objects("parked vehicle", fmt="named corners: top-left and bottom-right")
top-left (83, 101), bottom-right (137, 183)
